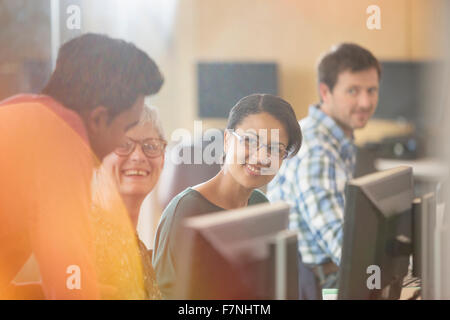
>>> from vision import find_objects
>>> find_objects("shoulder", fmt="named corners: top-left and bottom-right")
top-left (161, 188), bottom-right (200, 218)
top-left (249, 189), bottom-right (269, 205)
top-left (294, 126), bottom-right (337, 163)
top-left (154, 188), bottom-right (201, 251)
top-left (160, 187), bottom-right (220, 226)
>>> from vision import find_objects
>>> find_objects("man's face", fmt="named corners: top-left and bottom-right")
top-left (321, 68), bottom-right (379, 134)
top-left (89, 96), bottom-right (145, 161)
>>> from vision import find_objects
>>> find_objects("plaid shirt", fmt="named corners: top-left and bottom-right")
top-left (267, 105), bottom-right (356, 265)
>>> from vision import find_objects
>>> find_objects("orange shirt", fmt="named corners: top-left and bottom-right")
top-left (0, 95), bottom-right (99, 299)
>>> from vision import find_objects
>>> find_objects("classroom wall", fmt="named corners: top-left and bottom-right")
top-left (176, 0), bottom-right (443, 131)
top-left (193, 0), bottom-right (410, 120)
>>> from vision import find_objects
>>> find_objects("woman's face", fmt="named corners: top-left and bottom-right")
top-left (102, 123), bottom-right (165, 198)
top-left (224, 112), bottom-right (289, 190)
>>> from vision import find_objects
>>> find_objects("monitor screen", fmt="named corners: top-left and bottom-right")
top-left (174, 202), bottom-right (298, 299)
top-left (376, 61), bottom-right (445, 132)
top-left (197, 62), bottom-right (278, 118)
top-left (338, 166), bottom-right (414, 300)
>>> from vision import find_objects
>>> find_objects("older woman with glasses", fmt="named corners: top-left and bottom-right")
top-left (102, 106), bottom-right (167, 229)
top-left (152, 94), bottom-right (303, 299)
top-left (92, 104), bottom-right (166, 299)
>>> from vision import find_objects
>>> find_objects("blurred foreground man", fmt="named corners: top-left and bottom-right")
top-left (0, 33), bottom-right (163, 299)
top-left (268, 43), bottom-right (381, 293)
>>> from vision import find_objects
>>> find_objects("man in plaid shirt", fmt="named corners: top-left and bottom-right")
top-left (268, 43), bottom-right (381, 291)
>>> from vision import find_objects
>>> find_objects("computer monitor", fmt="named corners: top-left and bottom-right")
top-left (338, 166), bottom-right (414, 300)
top-left (376, 61), bottom-right (446, 132)
top-left (197, 62), bottom-right (278, 118)
top-left (174, 202), bottom-right (299, 299)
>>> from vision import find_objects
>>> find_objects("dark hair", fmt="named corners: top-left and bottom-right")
top-left (317, 43), bottom-right (381, 95)
top-left (226, 94), bottom-right (302, 158)
top-left (42, 33), bottom-right (164, 119)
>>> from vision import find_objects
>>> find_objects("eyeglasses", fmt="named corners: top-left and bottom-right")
top-left (114, 137), bottom-right (167, 158)
top-left (231, 131), bottom-right (288, 159)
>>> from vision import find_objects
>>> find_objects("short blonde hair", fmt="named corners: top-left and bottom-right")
top-left (139, 104), bottom-right (165, 141)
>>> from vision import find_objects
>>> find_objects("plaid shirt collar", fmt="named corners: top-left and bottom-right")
top-left (308, 104), bottom-right (355, 161)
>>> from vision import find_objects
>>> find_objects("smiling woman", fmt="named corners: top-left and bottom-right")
top-left (152, 93), bottom-right (303, 299)
top-left (101, 105), bottom-right (166, 227)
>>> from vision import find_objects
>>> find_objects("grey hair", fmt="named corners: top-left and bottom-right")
top-left (138, 104), bottom-right (165, 140)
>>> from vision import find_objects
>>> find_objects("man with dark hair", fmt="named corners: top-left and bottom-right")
top-left (42, 33), bottom-right (164, 159)
top-left (0, 33), bottom-right (163, 299)
top-left (268, 43), bottom-right (380, 293)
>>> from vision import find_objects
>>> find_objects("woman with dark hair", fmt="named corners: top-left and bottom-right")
top-left (152, 93), bottom-right (302, 299)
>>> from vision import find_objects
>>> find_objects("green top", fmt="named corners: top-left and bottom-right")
top-left (152, 187), bottom-right (268, 299)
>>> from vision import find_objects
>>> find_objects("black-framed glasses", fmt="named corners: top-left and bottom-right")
top-left (114, 137), bottom-right (167, 158)
top-left (231, 131), bottom-right (288, 159)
